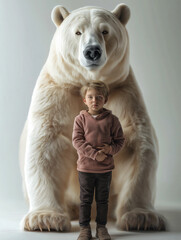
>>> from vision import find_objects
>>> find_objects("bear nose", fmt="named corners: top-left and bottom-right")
top-left (83, 45), bottom-right (102, 61)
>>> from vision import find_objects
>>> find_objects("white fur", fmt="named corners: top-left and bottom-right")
top-left (19, 4), bottom-right (166, 231)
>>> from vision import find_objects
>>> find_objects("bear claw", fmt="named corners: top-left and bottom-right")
top-left (117, 209), bottom-right (167, 231)
top-left (21, 209), bottom-right (71, 232)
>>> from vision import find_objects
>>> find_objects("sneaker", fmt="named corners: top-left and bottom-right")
top-left (96, 224), bottom-right (111, 240)
top-left (77, 224), bottom-right (92, 240)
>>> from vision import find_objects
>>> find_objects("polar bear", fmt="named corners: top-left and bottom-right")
top-left (20, 4), bottom-right (166, 231)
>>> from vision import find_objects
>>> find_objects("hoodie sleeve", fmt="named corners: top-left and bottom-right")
top-left (109, 116), bottom-right (125, 155)
top-left (72, 115), bottom-right (98, 160)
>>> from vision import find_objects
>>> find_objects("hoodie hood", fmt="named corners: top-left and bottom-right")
top-left (80, 108), bottom-right (112, 120)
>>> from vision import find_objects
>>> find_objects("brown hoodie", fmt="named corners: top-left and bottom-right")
top-left (72, 108), bottom-right (125, 173)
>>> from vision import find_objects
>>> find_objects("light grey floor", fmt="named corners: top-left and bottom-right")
top-left (0, 200), bottom-right (181, 240)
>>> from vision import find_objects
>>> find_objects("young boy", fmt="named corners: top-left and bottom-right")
top-left (72, 81), bottom-right (125, 240)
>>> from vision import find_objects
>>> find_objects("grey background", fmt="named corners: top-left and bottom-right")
top-left (0, 0), bottom-right (180, 209)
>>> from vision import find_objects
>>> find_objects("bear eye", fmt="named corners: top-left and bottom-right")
top-left (76, 31), bottom-right (82, 36)
top-left (102, 30), bottom-right (108, 35)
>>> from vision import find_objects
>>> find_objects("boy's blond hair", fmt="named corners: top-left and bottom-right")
top-left (80, 81), bottom-right (109, 102)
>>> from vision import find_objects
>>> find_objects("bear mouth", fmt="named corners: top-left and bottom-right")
top-left (79, 57), bottom-right (106, 70)
top-left (85, 63), bottom-right (100, 69)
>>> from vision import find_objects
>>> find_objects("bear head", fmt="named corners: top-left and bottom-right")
top-left (50, 4), bottom-right (130, 82)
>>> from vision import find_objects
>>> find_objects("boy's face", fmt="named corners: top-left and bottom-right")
top-left (83, 88), bottom-right (106, 115)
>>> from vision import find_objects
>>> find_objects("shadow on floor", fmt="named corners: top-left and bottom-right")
top-left (70, 208), bottom-right (181, 234)
top-left (158, 209), bottom-right (181, 232)
top-left (70, 224), bottom-right (80, 233)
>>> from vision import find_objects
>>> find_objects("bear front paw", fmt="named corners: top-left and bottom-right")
top-left (21, 209), bottom-right (71, 232)
top-left (117, 208), bottom-right (167, 231)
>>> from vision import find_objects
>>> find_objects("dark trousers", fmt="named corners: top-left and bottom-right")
top-left (78, 171), bottom-right (112, 226)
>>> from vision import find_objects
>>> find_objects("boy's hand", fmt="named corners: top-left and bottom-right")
top-left (97, 144), bottom-right (111, 154)
top-left (96, 150), bottom-right (107, 162)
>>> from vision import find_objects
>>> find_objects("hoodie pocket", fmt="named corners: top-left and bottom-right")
top-left (100, 156), bottom-right (112, 166)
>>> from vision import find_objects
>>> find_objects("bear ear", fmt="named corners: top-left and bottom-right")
top-left (112, 4), bottom-right (130, 25)
top-left (51, 5), bottom-right (70, 27)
